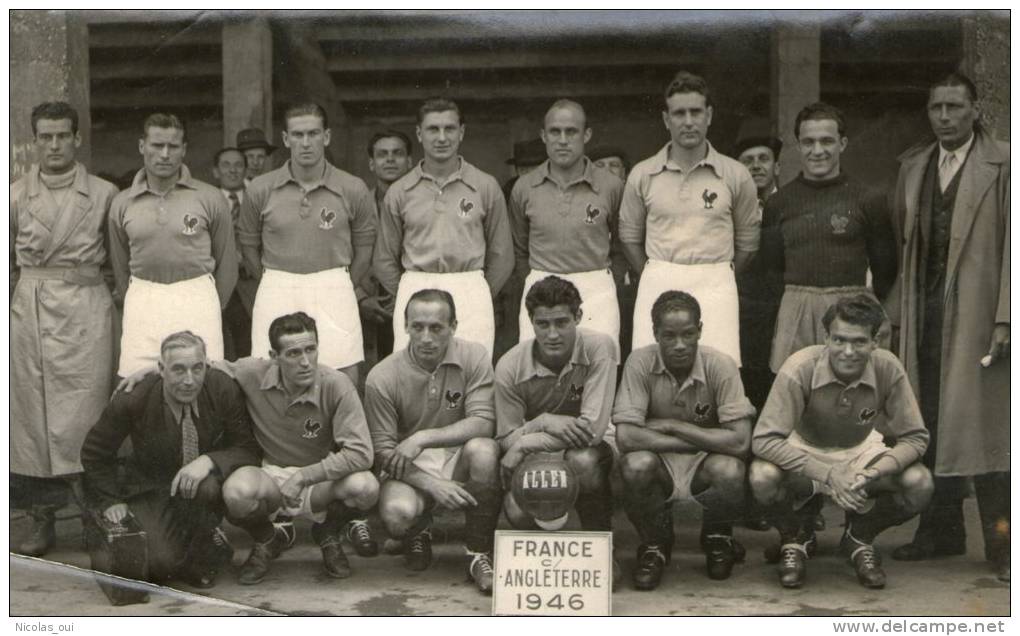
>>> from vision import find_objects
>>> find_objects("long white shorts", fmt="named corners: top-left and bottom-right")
top-left (251, 268), bottom-right (364, 368)
top-left (787, 429), bottom-right (889, 496)
top-left (632, 259), bottom-right (740, 366)
top-left (393, 270), bottom-right (494, 358)
top-left (519, 268), bottom-right (620, 358)
top-left (260, 462), bottom-right (326, 524)
top-left (119, 274), bottom-right (223, 376)
top-left (412, 447), bottom-right (463, 480)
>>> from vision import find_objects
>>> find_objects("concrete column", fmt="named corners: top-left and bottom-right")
top-left (961, 12), bottom-right (1009, 141)
top-left (770, 23), bottom-right (820, 185)
top-left (10, 10), bottom-right (91, 181)
top-left (222, 18), bottom-right (273, 148)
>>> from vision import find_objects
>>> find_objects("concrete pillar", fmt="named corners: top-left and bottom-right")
top-left (10, 10), bottom-right (91, 181)
top-left (222, 18), bottom-right (273, 149)
top-left (961, 12), bottom-right (1009, 141)
top-left (770, 23), bottom-right (820, 185)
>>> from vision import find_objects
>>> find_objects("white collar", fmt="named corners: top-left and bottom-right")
top-left (938, 133), bottom-right (975, 165)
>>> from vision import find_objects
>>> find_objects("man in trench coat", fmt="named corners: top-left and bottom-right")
top-left (10, 102), bottom-right (119, 556)
top-left (886, 72), bottom-right (1010, 581)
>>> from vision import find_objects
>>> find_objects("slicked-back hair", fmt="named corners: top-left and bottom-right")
top-left (545, 99), bottom-right (587, 129)
top-left (367, 130), bottom-right (412, 157)
top-left (930, 71), bottom-right (979, 104)
top-left (284, 102), bottom-right (329, 130)
top-left (651, 290), bottom-right (702, 332)
top-left (160, 330), bottom-right (207, 360)
top-left (268, 311), bottom-right (319, 353)
top-left (821, 294), bottom-right (887, 338)
top-left (405, 288), bottom-right (457, 324)
top-left (664, 71), bottom-right (712, 108)
top-left (31, 101), bottom-right (79, 136)
top-left (214, 147), bottom-right (247, 167)
top-left (417, 97), bottom-right (463, 126)
top-left (794, 102), bottom-right (847, 139)
top-left (525, 275), bottom-right (583, 319)
top-left (143, 112), bottom-right (187, 142)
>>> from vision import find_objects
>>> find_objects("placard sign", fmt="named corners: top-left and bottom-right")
top-left (492, 530), bottom-right (612, 616)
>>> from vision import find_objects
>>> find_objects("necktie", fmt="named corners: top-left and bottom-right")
top-left (939, 153), bottom-right (957, 193)
top-left (228, 192), bottom-right (241, 224)
top-left (181, 407), bottom-right (199, 465)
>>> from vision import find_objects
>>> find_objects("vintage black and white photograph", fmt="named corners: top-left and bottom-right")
top-left (7, 8), bottom-right (1010, 622)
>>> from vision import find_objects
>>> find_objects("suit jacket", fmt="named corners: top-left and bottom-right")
top-left (886, 128), bottom-right (1010, 476)
top-left (81, 368), bottom-right (261, 510)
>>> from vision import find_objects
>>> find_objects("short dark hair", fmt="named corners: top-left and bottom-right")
top-left (664, 71), bottom-right (712, 108)
top-left (651, 291), bottom-right (702, 332)
top-left (142, 112), bottom-right (187, 142)
top-left (284, 102), bottom-right (329, 130)
top-left (367, 129), bottom-right (412, 157)
top-left (821, 294), bottom-right (887, 338)
top-left (417, 97), bottom-right (463, 126)
top-left (31, 101), bottom-right (78, 136)
top-left (524, 276), bottom-right (582, 319)
top-left (794, 102), bottom-right (846, 139)
top-left (268, 312), bottom-right (318, 353)
top-left (213, 147), bottom-right (246, 167)
top-left (405, 288), bottom-right (457, 324)
top-left (929, 71), bottom-right (979, 104)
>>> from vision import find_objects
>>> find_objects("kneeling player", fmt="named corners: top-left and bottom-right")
top-left (614, 291), bottom-right (755, 590)
top-left (218, 313), bottom-right (380, 584)
top-left (364, 290), bottom-right (502, 594)
top-left (497, 277), bottom-right (617, 531)
top-left (750, 295), bottom-right (932, 589)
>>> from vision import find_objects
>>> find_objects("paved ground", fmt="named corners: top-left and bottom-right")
top-left (9, 498), bottom-right (1009, 616)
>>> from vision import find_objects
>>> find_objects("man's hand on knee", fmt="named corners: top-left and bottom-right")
top-left (171, 455), bottom-right (215, 499)
top-left (429, 478), bottom-right (477, 510)
top-left (103, 503), bottom-right (129, 524)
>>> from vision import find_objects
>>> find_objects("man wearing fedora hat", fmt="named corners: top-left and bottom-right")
top-left (237, 128), bottom-right (277, 182)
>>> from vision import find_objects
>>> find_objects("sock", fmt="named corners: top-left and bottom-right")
top-left (312, 500), bottom-right (357, 544)
top-left (846, 493), bottom-right (917, 544)
top-left (623, 480), bottom-right (673, 548)
top-left (462, 481), bottom-right (502, 554)
top-left (227, 501), bottom-right (275, 544)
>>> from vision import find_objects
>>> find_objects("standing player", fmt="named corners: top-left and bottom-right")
top-left (239, 103), bottom-right (376, 385)
top-left (509, 100), bottom-right (624, 353)
top-left (751, 295), bottom-right (932, 589)
top-left (362, 130), bottom-right (414, 366)
top-left (496, 276), bottom-right (618, 537)
top-left (11, 102), bottom-right (119, 556)
top-left (762, 103), bottom-right (896, 373)
top-left (889, 73), bottom-right (1010, 581)
top-left (374, 97), bottom-right (514, 358)
top-left (364, 290), bottom-right (502, 594)
top-left (615, 291), bottom-right (754, 589)
top-left (620, 71), bottom-right (759, 364)
top-left (109, 112), bottom-right (237, 377)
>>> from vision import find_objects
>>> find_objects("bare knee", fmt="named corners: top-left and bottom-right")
top-left (463, 437), bottom-right (500, 481)
top-left (702, 454), bottom-right (746, 492)
top-left (898, 464), bottom-right (934, 512)
top-left (749, 459), bottom-right (784, 505)
top-left (379, 490), bottom-right (421, 536)
top-left (334, 471), bottom-right (380, 510)
top-left (620, 451), bottom-right (660, 487)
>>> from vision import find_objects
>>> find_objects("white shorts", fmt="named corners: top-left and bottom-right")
top-left (787, 429), bottom-right (889, 495)
top-left (632, 259), bottom-right (741, 366)
top-left (119, 274), bottom-right (223, 376)
top-left (251, 267), bottom-right (364, 368)
top-left (659, 450), bottom-right (711, 504)
top-left (261, 462), bottom-right (326, 524)
top-left (392, 270), bottom-right (494, 359)
top-left (519, 268), bottom-right (620, 358)
top-left (411, 447), bottom-right (463, 481)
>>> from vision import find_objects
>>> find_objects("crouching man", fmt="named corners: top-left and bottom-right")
top-left (81, 331), bottom-right (260, 588)
top-left (614, 291), bottom-right (755, 590)
top-left (750, 295), bottom-right (933, 589)
top-left (364, 289), bottom-right (502, 594)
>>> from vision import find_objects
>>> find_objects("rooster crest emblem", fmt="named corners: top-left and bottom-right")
top-left (319, 207), bottom-right (337, 230)
top-left (567, 383), bottom-right (584, 401)
top-left (830, 213), bottom-right (849, 235)
top-left (858, 408), bottom-right (877, 427)
top-left (693, 402), bottom-right (712, 423)
top-left (444, 389), bottom-right (463, 410)
top-left (584, 204), bottom-right (601, 225)
top-left (458, 198), bottom-right (474, 218)
top-left (181, 214), bottom-right (199, 236)
top-left (702, 190), bottom-right (718, 209)
top-left (302, 418), bottom-right (322, 439)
